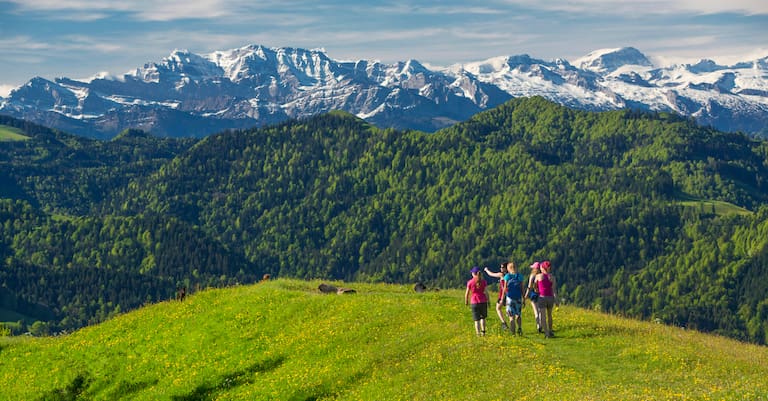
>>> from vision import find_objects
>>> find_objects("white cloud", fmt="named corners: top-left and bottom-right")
top-left (132, 1), bottom-right (233, 21)
top-left (15, 0), bottom-right (764, 21)
top-left (0, 84), bottom-right (17, 98)
top-left (672, 0), bottom-right (768, 15)
top-left (0, 35), bottom-right (123, 54)
top-left (0, 36), bottom-right (52, 51)
top-left (369, 3), bottom-right (500, 15)
top-left (652, 46), bottom-right (768, 66)
top-left (498, 0), bottom-right (768, 15)
top-left (7, 0), bottom-right (242, 21)
top-left (7, 0), bottom-right (134, 13)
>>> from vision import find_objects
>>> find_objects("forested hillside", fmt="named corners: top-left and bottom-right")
top-left (1, 98), bottom-right (767, 343)
top-left (0, 117), bottom-right (253, 332)
top-left (0, 117), bottom-right (195, 215)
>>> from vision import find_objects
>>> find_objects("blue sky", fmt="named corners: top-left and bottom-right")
top-left (1, 0), bottom-right (766, 96)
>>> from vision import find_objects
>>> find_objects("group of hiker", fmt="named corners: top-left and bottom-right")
top-left (464, 260), bottom-right (558, 338)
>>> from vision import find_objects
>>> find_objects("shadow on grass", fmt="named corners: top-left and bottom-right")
top-left (286, 370), bottom-right (368, 401)
top-left (36, 372), bottom-right (90, 401)
top-left (104, 378), bottom-right (160, 400)
top-left (171, 355), bottom-right (286, 401)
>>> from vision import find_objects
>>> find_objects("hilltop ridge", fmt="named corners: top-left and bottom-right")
top-left (1, 279), bottom-right (765, 400)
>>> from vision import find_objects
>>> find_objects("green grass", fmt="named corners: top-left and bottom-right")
top-left (675, 192), bottom-right (752, 217)
top-left (0, 125), bottom-right (30, 141)
top-left (679, 199), bottom-right (752, 216)
top-left (1, 279), bottom-right (766, 400)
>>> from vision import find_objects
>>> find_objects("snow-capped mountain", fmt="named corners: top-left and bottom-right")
top-left (1, 45), bottom-right (766, 139)
top-left (575, 47), bottom-right (653, 73)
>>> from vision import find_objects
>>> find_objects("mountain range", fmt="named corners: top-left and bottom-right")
top-left (1, 44), bottom-right (767, 139)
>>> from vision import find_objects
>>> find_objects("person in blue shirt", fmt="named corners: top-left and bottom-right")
top-left (503, 262), bottom-right (525, 335)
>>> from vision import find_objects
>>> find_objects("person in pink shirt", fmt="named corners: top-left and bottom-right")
top-left (533, 260), bottom-right (559, 338)
top-left (464, 266), bottom-right (490, 336)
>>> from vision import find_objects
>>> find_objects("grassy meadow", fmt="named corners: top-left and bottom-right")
top-left (0, 125), bottom-right (29, 141)
top-left (676, 192), bottom-right (752, 217)
top-left (0, 279), bottom-right (766, 400)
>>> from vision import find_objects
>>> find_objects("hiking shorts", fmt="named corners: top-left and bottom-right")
top-left (471, 302), bottom-right (488, 321)
top-left (506, 297), bottom-right (522, 317)
top-left (537, 295), bottom-right (556, 311)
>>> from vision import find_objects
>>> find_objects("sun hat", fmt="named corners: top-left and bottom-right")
top-left (470, 266), bottom-right (481, 274)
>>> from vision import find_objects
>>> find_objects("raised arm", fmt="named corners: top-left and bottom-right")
top-left (483, 266), bottom-right (504, 278)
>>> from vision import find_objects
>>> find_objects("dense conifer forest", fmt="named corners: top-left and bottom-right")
top-left (1, 97), bottom-right (767, 344)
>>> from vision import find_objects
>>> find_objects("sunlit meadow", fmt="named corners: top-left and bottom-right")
top-left (0, 125), bottom-right (29, 141)
top-left (0, 279), bottom-right (766, 400)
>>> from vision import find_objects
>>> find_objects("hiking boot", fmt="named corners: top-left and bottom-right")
top-left (517, 328), bottom-right (523, 336)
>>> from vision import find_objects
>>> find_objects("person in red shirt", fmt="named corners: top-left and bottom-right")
top-left (464, 266), bottom-right (490, 336)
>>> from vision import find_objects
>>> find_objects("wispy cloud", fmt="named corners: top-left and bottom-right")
top-left (10, 0), bottom-right (768, 21)
top-left (669, 0), bottom-right (768, 15)
top-left (368, 3), bottom-right (501, 15)
top-left (497, 0), bottom-right (768, 15)
top-left (0, 35), bottom-right (122, 54)
top-left (0, 36), bottom-right (53, 52)
top-left (7, 0), bottom-right (240, 21)
top-left (0, 84), bottom-right (17, 97)
top-left (132, 1), bottom-right (234, 21)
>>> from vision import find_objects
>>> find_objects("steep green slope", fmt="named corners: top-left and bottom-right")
top-left (0, 280), bottom-right (765, 400)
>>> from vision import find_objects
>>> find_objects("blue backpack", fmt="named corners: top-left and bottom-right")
top-left (504, 273), bottom-right (523, 299)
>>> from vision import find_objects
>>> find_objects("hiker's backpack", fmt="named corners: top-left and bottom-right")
top-left (505, 273), bottom-right (523, 299)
